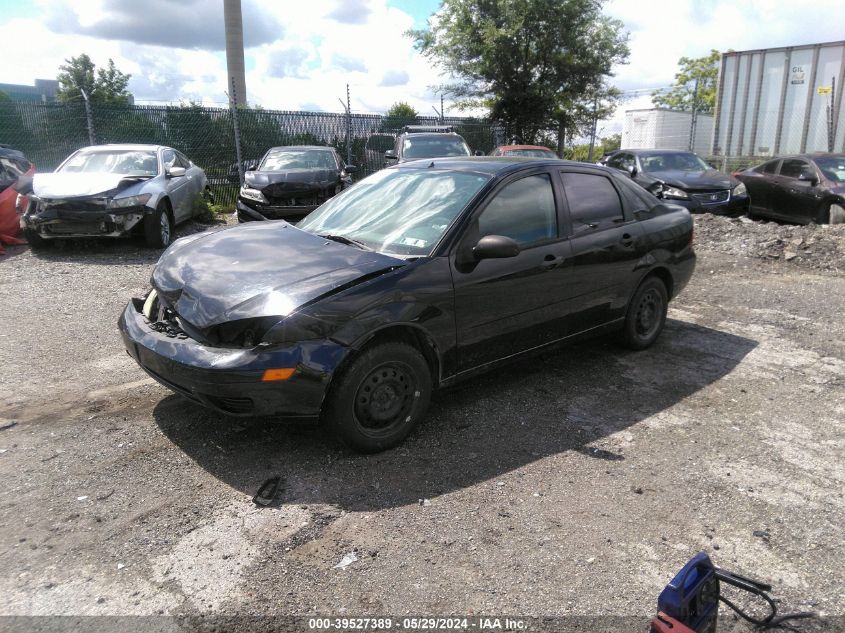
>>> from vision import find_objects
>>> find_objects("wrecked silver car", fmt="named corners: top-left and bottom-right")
top-left (21, 144), bottom-right (210, 249)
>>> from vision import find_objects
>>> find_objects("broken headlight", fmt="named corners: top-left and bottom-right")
top-left (109, 193), bottom-right (152, 209)
top-left (661, 186), bottom-right (689, 200)
top-left (239, 186), bottom-right (267, 204)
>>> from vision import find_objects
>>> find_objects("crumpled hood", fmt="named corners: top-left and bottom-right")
top-left (652, 169), bottom-right (738, 191)
top-left (33, 172), bottom-right (148, 199)
top-left (245, 169), bottom-right (334, 195)
top-left (152, 222), bottom-right (403, 329)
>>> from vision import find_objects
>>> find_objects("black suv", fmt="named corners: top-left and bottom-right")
top-left (383, 126), bottom-right (472, 166)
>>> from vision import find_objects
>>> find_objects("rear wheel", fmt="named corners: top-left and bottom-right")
top-left (144, 201), bottom-right (173, 248)
top-left (621, 277), bottom-right (668, 350)
top-left (322, 342), bottom-right (432, 453)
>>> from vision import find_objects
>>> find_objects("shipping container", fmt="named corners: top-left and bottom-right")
top-left (712, 40), bottom-right (845, 156)
top-left (622, 108), bottom-right (714, 155)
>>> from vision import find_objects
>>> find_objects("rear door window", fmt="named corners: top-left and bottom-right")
top-left (560, 172), bottom-right (625, 233)
top-left (760, 160), bottom-right (779, 175)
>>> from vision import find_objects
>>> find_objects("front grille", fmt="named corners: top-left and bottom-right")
top-left (45, 222), bottom-right (107, 235)
top-left (691, 190), bottom-right (730, 204)
top-left (42, 199), bottom-right (109, 212)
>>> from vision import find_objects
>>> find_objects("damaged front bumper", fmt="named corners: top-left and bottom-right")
top-left (118, 298), bottom-right (351, 419)
top-left (236, 198), bottom-right (318, 223)
top-left (22, 203), bottom-right (151, 238)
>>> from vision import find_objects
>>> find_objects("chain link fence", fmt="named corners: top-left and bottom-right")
top-left (0, 100), bottom-right (506, 206)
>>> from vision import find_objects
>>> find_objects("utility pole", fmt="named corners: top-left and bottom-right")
top-left (80, 88), bottom-right (96, 146)
top-left (337, 86), bottom-right (352, 165)
top-left (829, 75), bottom-right (836, 152)
top-left (224, 0), bottom-right (246, 106)
top-left (688, 77), bottom-right (700, 152)
top-left (587, 95), bottom-right (599, 162)
top-left (441, 94), bottom-right (445, 123)
top-left (229, 78), bottom-right (245, 185)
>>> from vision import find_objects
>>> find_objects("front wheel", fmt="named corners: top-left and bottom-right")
top-left (621, 277), bottom-right (668, 350)
top-left (144, 202), bottom-right (173, 248)
top-left (322, 342), bottom-right (432, 453)
top-left (817, 202), bottom-right (845, 225)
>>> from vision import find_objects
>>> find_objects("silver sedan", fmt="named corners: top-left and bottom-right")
top-left (22, 144), bottom-right (210, 249)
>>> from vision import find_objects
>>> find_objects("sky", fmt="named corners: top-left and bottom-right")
top-left (1, 0), bottom-right (844, 135)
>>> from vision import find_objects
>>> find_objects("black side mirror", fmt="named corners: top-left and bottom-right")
top-left (473, 235), bottom-right (520, 260)
top-left (344, 165), bottom-right (357, 174)
top-left (474, 150), bottom-right (484, 156)
top-left (384, 150), bottom-right (398, 162)
top-left (799, 169), bottom-right (818, 185)
top-left (626, 164), bottom-right (637, 178)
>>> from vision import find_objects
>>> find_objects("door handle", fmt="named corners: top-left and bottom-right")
top-left (540, 254), bottom-right (565, 270)
top-left (620, 233), bottom-right (636, 247)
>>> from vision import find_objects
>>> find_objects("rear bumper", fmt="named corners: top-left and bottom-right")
top-left (669, 194), bottom-right (749, 216)
top-left (118, 299), bottom-right (350, 418)
top-left (236, 199), bottom-right (317, 223)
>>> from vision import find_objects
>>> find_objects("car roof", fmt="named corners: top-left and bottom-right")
top-left (623, 149), bottom-right (698, 155)
top-left (266, 145), bottom-right (334, 151)
top-left (495, 145), bottom-right (555, 151)
top-left (399, 132), bottom-right (464, 138)
top-left (0, 146), bottom-right (28, 159)
top-left (393, 156), bottom-right (614, 177)
top-left (77, 144), bottom-right (168, 152)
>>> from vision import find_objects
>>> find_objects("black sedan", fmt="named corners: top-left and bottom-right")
top-left (734, 153), bottom-right (845, 224)
top-left (120, 158), bottom-right (695, 452)
top-left (605, 149), bottom-right (749, 215)
top-left (236, 146), bottom-right (354, 222)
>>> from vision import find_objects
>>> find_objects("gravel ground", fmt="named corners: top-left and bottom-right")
top-left (1, 215), bottom-right (844, 631)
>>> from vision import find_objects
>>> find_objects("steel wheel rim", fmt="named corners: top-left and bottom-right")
top-left (160, 212), bottom-right (171, 245)
top-left (354, 362), bottom-right (415, 432)
top-left (635, 288), bottom-right (661, 338)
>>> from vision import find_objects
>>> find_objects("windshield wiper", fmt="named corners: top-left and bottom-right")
top-left (318, 234), bottom-right (372, 251)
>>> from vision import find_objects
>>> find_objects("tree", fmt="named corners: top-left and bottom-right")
top-left (56, 54), bottom-right (132, 105)
top-left (409, 0), bottom-right (629, 145)
top-left (652, 50), bottom-right (721, 114)
top-left (382, 101), bottom-right (418, 131)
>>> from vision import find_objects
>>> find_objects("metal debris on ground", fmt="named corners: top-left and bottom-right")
top-left (333, 551), bottom-right (359, 569)
top-left (252, 476), bottom-right (282, 507)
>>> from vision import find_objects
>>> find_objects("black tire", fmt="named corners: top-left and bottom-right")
top-left (144, 201), bottom-right (173, 248)
top-left (817, 202), bottom-right (845, 225)
top-left (322, 341), bottom-right (432, 453)
top-left (621, 276), bottom-right (669, 350)
top-left (23, 227), bottom-right (51, 250)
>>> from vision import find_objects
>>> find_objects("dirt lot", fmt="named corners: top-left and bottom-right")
top-left (1, 216), bottom-right (844, 631)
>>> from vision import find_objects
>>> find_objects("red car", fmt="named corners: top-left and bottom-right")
top-left (489, 144), bottom-right (558, 158)
top-left (0, 147), bottom-right (34, 254)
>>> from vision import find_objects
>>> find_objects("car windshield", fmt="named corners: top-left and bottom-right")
top-left (261, 149), bottom-right (336, 171)
top-left (815, 156), bottom-right (845, 182)
top-left (297, 168), bottom-right (491, 256)
top-left (640, 152), bottom-right (711, 172)
top-left (402, 136), bottom-right (471, 160)
top-left (503, 149), bottom-right (557, 158)
top-left (58, 150), bottom-right (158, 176)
